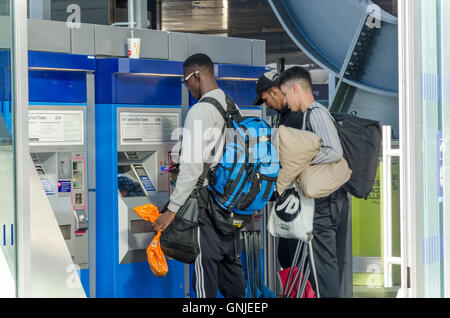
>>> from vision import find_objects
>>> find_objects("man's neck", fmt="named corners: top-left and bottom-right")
top-left (300, 96), bottom-right (316, 113)
top-left (200, 82), bottom-right (219, 98)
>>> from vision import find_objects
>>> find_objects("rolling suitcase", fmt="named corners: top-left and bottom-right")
top-left (278, 240), bottom-right (320, 298)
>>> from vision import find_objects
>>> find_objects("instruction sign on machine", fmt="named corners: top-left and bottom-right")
top-left (29, 110), bottom-right (84, 146)
top-left (119, 112), bottom-right (179, 145)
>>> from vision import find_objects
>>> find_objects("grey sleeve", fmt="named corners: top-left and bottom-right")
top-left (167, 107), bottom-right (207, 213)
top-left (308, 108), bottom-right (343, 165)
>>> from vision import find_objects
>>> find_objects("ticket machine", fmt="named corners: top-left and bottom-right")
top-left (216, 64), bottom-right (267, 119)
top-left (27, 51), bottom-right (95, 295)
top-left (95, 58), bottom-right (184, 298)
top-left (187, 64), bottom-right (267, 119)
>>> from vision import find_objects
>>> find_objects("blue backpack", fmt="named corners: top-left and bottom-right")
top-left (201, 95), bottom-right (280, 216)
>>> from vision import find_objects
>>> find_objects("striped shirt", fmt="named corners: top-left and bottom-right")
top-left (302, 102), bottom-right (343, 165)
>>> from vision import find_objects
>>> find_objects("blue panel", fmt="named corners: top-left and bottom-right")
top-left (28, 51), bottom-right (96, 72)
top-left (0, 50), bottom-right (11, 102)
top-left (95, 104), bottom-right (185, 298)
top-left (218, 80), bottom-right (261, 107)
top-left (188, 65), bottom-right (266, 107)
top-left (216, 64), bottom-right (267, 79)
top-left (117, 58), bottom-right (183, 76)
top-left (29, 70), bottom-right (87, 103)
top-left (95, 103), bottom-right (119, 298)
top-left (95, 59), bottom-right (119, 105)
top-left (1, 101), bottom-right (12, 137)
top-left (80, 269), bottom-right (90, 298)
top-left (116, 75), bottom-right (182, 105)
top-left (115, 261), bottom-right (185, 298)
top-left (96, 59), bottom-right (183, 105)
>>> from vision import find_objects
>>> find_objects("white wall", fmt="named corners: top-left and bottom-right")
top-left (0, 250), bottom-right (15, 298)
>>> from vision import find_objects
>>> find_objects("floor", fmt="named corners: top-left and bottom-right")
top-left (353, 285), bottom-right (401, 298)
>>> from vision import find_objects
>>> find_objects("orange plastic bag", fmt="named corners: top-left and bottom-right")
top-left (147, 230), bottom-right (168, 277)
top-left (134, 204), bottom-right (168, 276)
top-left (133, 203), bottom-right (160, 223)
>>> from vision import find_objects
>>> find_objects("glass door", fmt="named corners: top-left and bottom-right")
top-left (0, 0), bottom-right (17, 297)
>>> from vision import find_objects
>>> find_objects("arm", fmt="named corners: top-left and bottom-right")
top-left (153, 104), bottom-right (220, 232)
top-left (308, 108), bottom-right (343, 165)
top-left (276, 125), bottom-right (321, 195)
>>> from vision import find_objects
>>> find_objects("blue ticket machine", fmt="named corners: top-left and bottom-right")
top-left (27, 51), bottom-right (96, 296)
top-left (215, 64), bottom-right (267, 118)
top-left (95, 58), bottom-right (185, 298)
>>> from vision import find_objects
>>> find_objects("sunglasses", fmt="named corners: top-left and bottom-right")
top-left (181, 71), bottom-right (199, 85)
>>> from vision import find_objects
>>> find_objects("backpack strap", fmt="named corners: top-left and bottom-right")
top-left (191, 96), bottom-right (230, 195)
top-left (200, 95), bottom-right (240, 122)
top-left (305, 105), bottom-right (338, 132)
top-left (200, 96), bottom-right (227, 120)
top-left (304, 106), bottom-right (319, 132)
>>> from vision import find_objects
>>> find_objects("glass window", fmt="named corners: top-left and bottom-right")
top-left (0, 0), bottom-right (17, 297)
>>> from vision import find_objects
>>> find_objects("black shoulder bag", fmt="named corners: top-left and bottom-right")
top-left (160, 98), bottom-right (227, 263)
top-left (159, 164), bottom-right (210, 264)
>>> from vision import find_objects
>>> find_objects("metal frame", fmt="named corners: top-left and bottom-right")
top-left (86, 72), bottom-right (96, 298)
top-left (13, 0), bottom-right (31, 298)
top-left (382, 126), bottom-right (401, 289)
top-left (396, 0), bottom-right (423, 298)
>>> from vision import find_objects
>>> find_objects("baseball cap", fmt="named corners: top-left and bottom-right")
top-left (253, 71), bottom-right (280, 105)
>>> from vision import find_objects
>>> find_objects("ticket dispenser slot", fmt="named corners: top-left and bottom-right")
top-left (30, 151), bottom-right (89, 268)
top-left (117, 150), bottom-right (169, 264)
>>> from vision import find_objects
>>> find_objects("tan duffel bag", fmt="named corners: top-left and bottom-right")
top-left (276, 125), bottom-right (352, 198)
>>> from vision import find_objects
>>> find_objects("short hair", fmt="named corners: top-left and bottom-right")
top-left (278, 66), bottom-right (313, 92)
top-left (183, 53), bottom-right (214, 74)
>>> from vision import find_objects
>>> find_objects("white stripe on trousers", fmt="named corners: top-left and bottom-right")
top-left (195, 226), bottom-right (205, 298)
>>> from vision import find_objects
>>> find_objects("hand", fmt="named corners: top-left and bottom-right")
top-left (152, 210), bottom-right (177, 233)
top-left (168, 162), bottom-right (180, 176)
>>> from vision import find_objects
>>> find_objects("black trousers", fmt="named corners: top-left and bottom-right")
top-left (192, 188), bottom-right (246, 298)
top-left (277, 188), bottom-right (349, 298)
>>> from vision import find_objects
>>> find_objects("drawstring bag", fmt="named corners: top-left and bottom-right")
top-left (267, 181), bottom-right (315, 242)
top-left (147, 231), bottom-right (168, 277)
top-left (134, 204), bottom-right (168, 276)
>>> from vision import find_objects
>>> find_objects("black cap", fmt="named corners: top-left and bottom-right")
top-left (253, 71), bottom-right (280, 105)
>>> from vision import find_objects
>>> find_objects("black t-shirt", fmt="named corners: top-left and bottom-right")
top-left (275, 106), bottom-right (304, 130)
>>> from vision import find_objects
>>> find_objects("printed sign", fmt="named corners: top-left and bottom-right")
top-left (29, 110), bottom-right (84, 146)
top-left (58, 180), bottom-right (72, 193)
top-left (139, 176), bottom-right (155, 192)
top-left (119, 112), bottom-right (179, 145)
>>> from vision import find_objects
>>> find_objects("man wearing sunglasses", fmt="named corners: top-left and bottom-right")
top-left (153, 53), bottom-right (247, 298)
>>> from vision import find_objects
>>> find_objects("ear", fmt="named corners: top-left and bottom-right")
top-left (292, 82), bottom-right (299, 95)
top-left (273, 87), bottom-right (283, 97)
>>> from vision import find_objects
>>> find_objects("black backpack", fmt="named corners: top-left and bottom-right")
top-left (306, 109), bottom-right (382, 199)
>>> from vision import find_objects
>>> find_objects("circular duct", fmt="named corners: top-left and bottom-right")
top-left (268, 0), bottom-right (398, 96)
